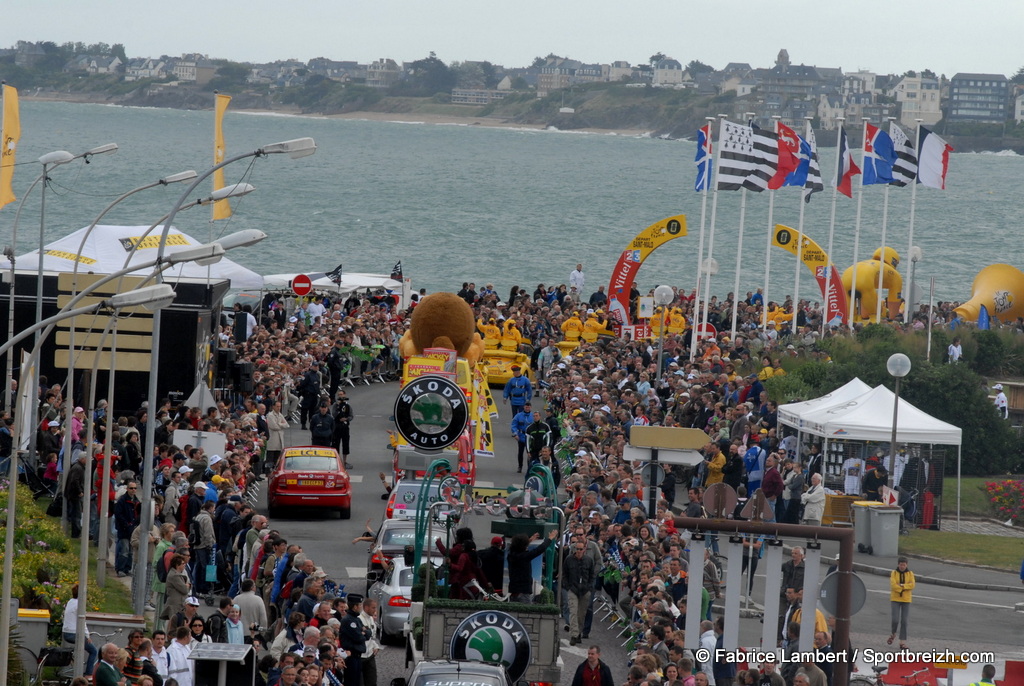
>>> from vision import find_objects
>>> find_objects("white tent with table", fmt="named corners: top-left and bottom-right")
top-left (779, 382), bottom-right (964, 528)
top-left (0, 224), bottom-right (264, 289)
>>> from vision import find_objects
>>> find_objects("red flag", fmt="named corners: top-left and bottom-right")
top-left (768, 122), bottom-right (800, 189)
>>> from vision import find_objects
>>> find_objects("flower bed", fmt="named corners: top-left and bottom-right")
top-left (985, 479), bottom-right (1024, 522)
top-left (0, 479), bottom-right (105, 641)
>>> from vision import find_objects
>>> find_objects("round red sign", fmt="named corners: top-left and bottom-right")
top-left (292, 274), bottom-right (312, 296)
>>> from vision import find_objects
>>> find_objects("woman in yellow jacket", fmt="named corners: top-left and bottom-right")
top-left (889, 556), bottom-right (915, 649)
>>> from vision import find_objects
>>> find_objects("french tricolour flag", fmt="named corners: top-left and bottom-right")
top-left (833, 126), bottom-right (861, 198)
top-left (918, 126), bottom-right (953, 189)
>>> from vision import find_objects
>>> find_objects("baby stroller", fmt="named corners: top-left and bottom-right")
top-left (896, 486), bottom-right (918, 535)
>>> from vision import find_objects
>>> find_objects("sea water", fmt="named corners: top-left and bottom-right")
top-left (7, 100), bottom-right (1022, 304)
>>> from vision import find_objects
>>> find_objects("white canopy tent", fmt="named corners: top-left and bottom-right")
top-left (779, 382), bottom-right (964, 529)
top-left (777, 377), bottom-right (873, 428)
top-left (262, 272), bottom-right (402, 294)
top-left (0, 224), bottom-right (264, 289)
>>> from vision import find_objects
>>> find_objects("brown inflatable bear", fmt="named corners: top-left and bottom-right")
top-left (399, 292), bottom-right (485, 366)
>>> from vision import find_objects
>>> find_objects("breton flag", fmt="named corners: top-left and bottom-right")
top-left (889, 122), bottom-right (918, 187)
top-left (802, 124), bottom-right (824, 203)
top-left (862, 123), bottom-right (896, 185)
top-left (918, 126), bottom-right (953, 189)
top-left (694, 123), bottom-right (713, 192)
top-left (833, 126), bottom-right (861, 198)
top-left (390, 261), bottom-right (403, 280)
top-left (716, 119), bottom-right (778, 191)
top-left (0, 84), bottom-right (20, 209)
top-left (212, 92), bottom-right (232, 220)
top-left (767, 122), bottom-right (801, 190)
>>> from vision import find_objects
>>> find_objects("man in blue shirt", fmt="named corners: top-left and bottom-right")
top-left (503, 366), bottom-right (533, 416)
top-left (511, 402), bottom-right (533, 473)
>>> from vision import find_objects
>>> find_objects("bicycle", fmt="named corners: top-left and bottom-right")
top-left (850, 665), bottom-right (931, 686)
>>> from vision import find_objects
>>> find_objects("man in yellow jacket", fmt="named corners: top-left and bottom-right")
top-left (703, 441), bottom-right (726, 485)
top-left (561, 313), bottom-right (584, 340)
top-left (889, 556), bottom-right (915, 650)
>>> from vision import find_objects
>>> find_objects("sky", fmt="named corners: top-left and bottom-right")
top-left (4, 0), bottom-right (1023, 79)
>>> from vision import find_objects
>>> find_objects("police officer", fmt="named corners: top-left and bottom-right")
top-left (332, 391), bottom-right (353, 469)
top-left (503, 366), bottom-right (533, 416)
top-left (309, 401), bottom-right (335, 448)
top-left (339, 594), bottom-right (369, 686)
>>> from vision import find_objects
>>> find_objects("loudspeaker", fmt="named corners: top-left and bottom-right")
top-left (216, 348), bottom-right (236, 382)
top-left (234, 361), bottom-right (254, 393)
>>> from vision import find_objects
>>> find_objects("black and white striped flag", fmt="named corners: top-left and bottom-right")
top-left (717, 120), bottom-right (778, 192)
top-left (889, 121), bottom-right (918, 187)
top-left (802, 125), bottom-right (824, 202)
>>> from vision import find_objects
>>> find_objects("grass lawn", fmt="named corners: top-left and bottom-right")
top-left (899, 528), bottom-right (1023, 571)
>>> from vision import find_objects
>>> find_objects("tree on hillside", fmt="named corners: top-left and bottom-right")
top-left (480, 61), bottom-right (498, 89)
top-left (392, 52), bottom-right (455, 96)
top-left (921, 68), bottom-right (936, 79)
top-left (649, 52), bottom-right (666, 67)
top-left (531, 56), bottom-right (546, 69)
top-left (687, 60), bottom-right (714, 75)
top-left (111, 43), bottom-right (127, 63)
top-left (1012, 66), bottom-right (1024, 85)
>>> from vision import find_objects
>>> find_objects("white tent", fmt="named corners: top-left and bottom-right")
top-left (0, 224), bottom-right (264, 289)
top-left (795, 385), bottom-right (962, 446)
top-left (262, 272), bottom-right (402, 294)
top-left (777, 377), bottom-right (873, 429)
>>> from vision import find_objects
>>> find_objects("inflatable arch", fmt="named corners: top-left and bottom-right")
top-left (607, 215), bottom-right (687, 326)
top-left (771, 225), bottom-right (849, 323)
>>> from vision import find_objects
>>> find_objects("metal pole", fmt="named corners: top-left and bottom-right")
top-left (647, 448), bottom-right (659, 518)
top-left (888, 377), bottom-right (900, 489)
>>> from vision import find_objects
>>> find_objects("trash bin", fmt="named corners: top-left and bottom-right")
top-left (868, 506), bottom-right (904, 557)
top-left (851, 501), bottom-right (878, 553)
top-left (16, 608), bottom-right (50, 675)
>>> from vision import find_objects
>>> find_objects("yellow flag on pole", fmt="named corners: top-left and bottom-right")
top-left (212, 93), bottom-right (232, 220)
top-left (0, 85), bottom-right (21, 209)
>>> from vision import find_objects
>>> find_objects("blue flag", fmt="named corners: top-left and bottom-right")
top-left (694, 123), bottom-right (713, 191)
top-left (863, 123), bottom-right (896, 185)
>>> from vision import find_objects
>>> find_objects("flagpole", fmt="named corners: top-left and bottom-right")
top-left (875, 182), bottom-right (892, 323)
top-left (762, 189), bottom-right (775, 331)
top-left (690, 117), bottom-right (715, 363)
top-left (904, 119), bottom-right (923, 324)
top-left (824, 117), bottom-right (844, 338)
top-left (731, 187), bottom-right (748, 342)
top-left (700, 114), bottom-right (727, 347)
top-left (792, 116), bottom-right (813, 323)
top-left (849, 119), bottom-right (869, 330)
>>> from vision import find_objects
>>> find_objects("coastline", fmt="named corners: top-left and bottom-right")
top-left (20, 93), bottom-right (654, 137)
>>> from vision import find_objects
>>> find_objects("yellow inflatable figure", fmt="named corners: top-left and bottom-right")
top-left (954, 264), bottom-right (1024, 322)
top-left (841, 247), bottom-right (903, 323)
top-left (561, 312), bottom-right (584, 340)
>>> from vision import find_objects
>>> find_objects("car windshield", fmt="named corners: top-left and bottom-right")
top-left (283, 455), bottom-right (337, 471)
top-left (382, 528), bottom-right (416, 546)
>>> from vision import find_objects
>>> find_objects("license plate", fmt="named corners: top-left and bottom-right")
top-left (301, 480), bottom-right (324, 487)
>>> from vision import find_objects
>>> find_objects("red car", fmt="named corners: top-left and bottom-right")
top-left (268, 446), bottom-right (352, 519)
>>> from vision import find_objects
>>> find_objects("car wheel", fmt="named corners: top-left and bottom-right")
top-left (339, 506), bottom-right (351, 519)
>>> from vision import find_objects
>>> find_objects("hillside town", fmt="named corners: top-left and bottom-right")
top-left (2, 40), bottom-right (1022, 133)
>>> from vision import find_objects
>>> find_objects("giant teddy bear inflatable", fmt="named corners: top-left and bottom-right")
top-left (399, 292), bottom-right (485, 365)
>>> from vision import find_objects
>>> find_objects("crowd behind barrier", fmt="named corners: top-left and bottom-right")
top-left (10, 277), bottom-right (984, 686)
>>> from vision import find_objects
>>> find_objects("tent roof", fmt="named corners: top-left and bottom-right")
top-left (0, 225), bottom-right (264, 290)
top-left (262, 272), bottom-right (401, 293)
top-left (778, 377), bottom-right (873, 428)
top-left (797, 385), bottom-right (962, 446)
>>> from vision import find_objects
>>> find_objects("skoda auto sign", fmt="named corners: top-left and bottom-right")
top-left (450, 611), bottom-right (532, 680)
top-left (394, 376), bottom-right (469, 450)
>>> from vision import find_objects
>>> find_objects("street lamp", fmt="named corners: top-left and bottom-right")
top-left (0, 283), bottom-right (173, 686)
top-left (653, 285), bottom-right (674, 387)
top-left (133, 137), bottom-right (314, 613)
top-left (3, 144), bottom-right (118, 414)
top-left (886, 353), bottom-right (912, 488)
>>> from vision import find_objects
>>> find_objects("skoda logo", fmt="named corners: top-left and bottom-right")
top-left (450, 611), bottom-right (532, 680)
top-left (394, 376), bottom-right (469, 450)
